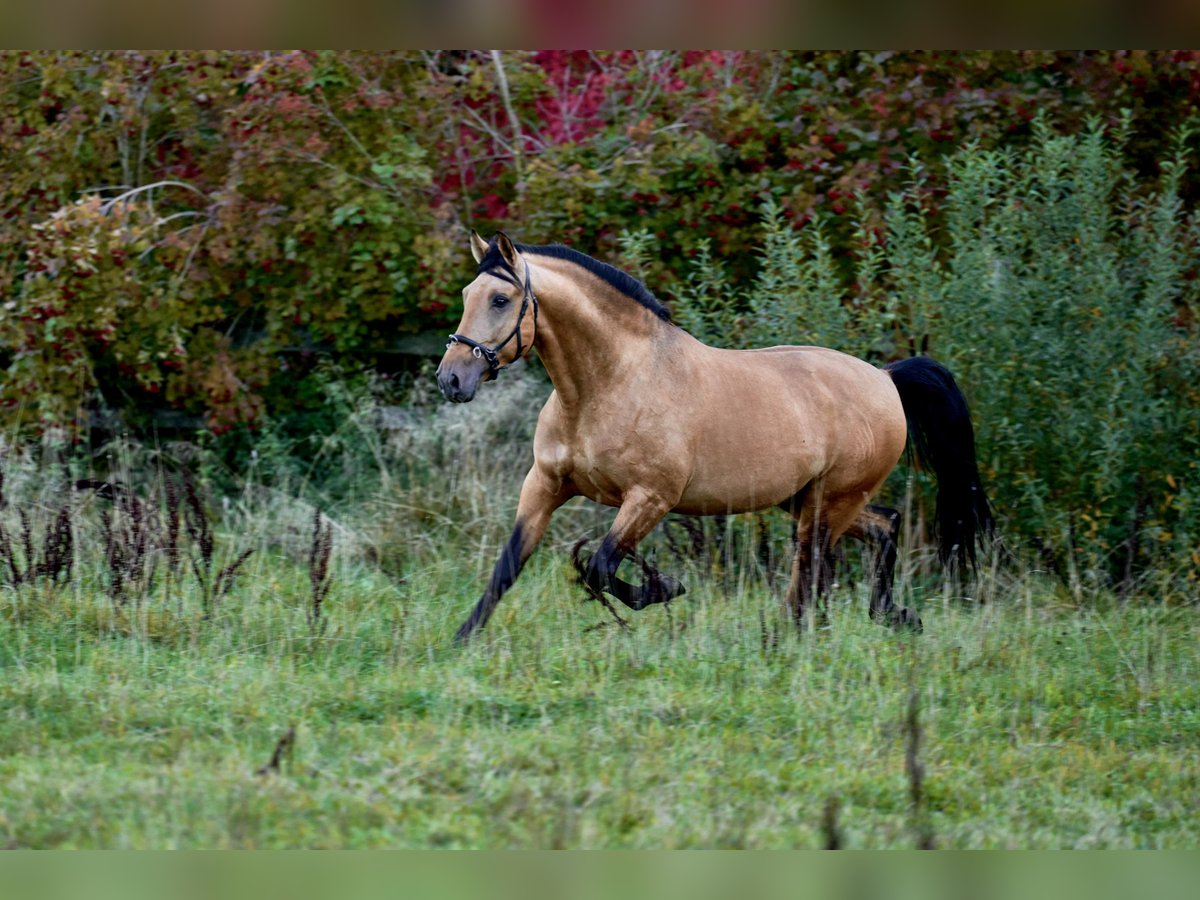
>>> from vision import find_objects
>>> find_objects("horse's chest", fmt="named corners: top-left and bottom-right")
top-left (553, 427), bottom-right (660, 506)
top-left (537, 401), bottom-right (678, 507)
top-left (567, 442), bottom-right (632, 507)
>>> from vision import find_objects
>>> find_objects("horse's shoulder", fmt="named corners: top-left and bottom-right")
top-left (531, 407), bottom-right (575, 483)
top-left (534, 388), bottom-right (564, 426)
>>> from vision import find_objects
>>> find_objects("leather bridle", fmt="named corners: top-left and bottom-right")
top-left (445, 259), bottom-right (539, 376)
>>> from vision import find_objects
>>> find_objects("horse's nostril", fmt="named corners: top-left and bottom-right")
top-left (449, 372), bottom-right (460, 390)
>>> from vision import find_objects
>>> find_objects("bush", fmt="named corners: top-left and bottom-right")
top-left (0, 52), bottom-right (446, 437)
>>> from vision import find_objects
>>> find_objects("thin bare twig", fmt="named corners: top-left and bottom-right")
top-left (490, 50), bottom-right (525, 183)
top-left (213, 548), bottom-right (254, 604)
top-left (90, 179), bottom-right (209, 215)
top-left (571, 538), bottom-right (630, 631)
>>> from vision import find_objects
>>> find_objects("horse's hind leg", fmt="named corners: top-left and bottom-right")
top-left (786, 487), bottom-right (895, 630)
top-left (577, 487), bottom-right (686, 611)
top-left (846, 505), bottom-right (922, 632)
top-left (785, 514), bottom-right (834, 628)
top-left (858, 505), bottom-right (901, 620)
top-left (783, 481), bottom-right (837, 627)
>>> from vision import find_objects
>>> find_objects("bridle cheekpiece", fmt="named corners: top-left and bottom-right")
top-left (446, 258), bottom-right (539, 377)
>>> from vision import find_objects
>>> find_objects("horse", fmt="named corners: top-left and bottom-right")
top-left (436, 231), bottom-right (994, 642)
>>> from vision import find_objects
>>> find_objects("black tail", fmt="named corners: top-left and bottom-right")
top-left (885, 356), bottom-right (995, 573)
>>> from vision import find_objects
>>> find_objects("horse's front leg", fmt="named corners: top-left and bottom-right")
top-left (454, 467), bottom-right (574, 643)
top-left (579, 488), bottom-right (686, 611)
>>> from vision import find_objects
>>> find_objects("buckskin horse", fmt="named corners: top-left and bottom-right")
top-left (437, 231), bottom-right (993, 641)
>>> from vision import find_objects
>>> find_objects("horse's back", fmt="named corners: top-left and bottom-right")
top-left (706, 343), bottom-right (900, 421)
top-left (722, 343), bottom-right (906, 458)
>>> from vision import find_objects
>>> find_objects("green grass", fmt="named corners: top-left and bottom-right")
top-left (1, 546), bottom-right (1196, 849)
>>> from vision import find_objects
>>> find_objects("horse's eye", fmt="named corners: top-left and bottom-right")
top-left (491, 294), bottom-right (510, 309)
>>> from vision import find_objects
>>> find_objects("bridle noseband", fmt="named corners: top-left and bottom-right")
top-left (446, 259), bottom-right (539, 376)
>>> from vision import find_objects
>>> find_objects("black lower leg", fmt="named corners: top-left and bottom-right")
top-left (455, 522), bottom-right (527, 642)
top-left (620, 551), bottom-right (686, 609)
top-left (575, 534), bottom-right (685, 612)
top-left (861, 505), bottom-right (921, 632)
top-left (865, 505), bottom-right (900, 622)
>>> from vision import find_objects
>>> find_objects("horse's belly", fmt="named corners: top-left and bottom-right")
top-left (674, 448), bottom-right (815, 515)
top-left (568, 466), bottom-right (626, 508)
top-left (673, 488), bottom-right (794, 516)
top-left (677, 412), bottom-right (825, 513)
top-left (667, 347), bottom-right (905, 515)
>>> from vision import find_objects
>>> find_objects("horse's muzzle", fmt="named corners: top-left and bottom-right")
top-left (436, 360), bottom-right (484, 403)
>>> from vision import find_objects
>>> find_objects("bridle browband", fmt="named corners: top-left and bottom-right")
top-left (446, 258), bottom-right (539, 376)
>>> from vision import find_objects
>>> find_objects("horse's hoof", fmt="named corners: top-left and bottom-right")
top-left (890, 607), bottom-right (923, 633)
top-left (652, 573), bottom-right (686, 602)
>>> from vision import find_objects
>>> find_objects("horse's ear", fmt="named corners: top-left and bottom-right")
top-left (469, 230), bottom-right (489, 264)
top-left (495, 231), bottom-right (520, 270)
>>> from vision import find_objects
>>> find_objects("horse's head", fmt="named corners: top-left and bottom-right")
top-left (436, 230), bottom-right (539, 403)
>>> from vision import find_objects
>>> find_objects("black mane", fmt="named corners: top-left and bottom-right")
top-left (477, 238), bottom-right (672, 323)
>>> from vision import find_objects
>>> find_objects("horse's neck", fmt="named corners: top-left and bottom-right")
top-left (533, 280), bottom-right (662, 412)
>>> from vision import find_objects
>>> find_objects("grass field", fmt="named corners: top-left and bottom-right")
top-left (0, 377), bottom-right (1196, 849)
top-left (2, 538), bottom-right (1196, 848)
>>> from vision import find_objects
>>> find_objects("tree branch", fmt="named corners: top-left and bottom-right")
top-left (490, 51), bottom-right (525, 186)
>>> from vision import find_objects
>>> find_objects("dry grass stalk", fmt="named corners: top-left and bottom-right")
top-left (40, 504), bottom-right (74, 584)
top-left (99, 491), bottom-right (156, 605)
top-left (164, 476), bottom-right (182, 577)
top-left (0, 498), bottom-right (75, 588)
top-left (179, 474), bottom-right (253, 614)
top-left (183, 473), bottom-right (214, 593)
top-left (758, 608), bottom-right (780, 654)
top-left (255, 725), bottom-right (296, 776)
top-left (0, 519), bottom-right (22, 586)
top-left (822, 795), bottom-right (844, 850)
top-left (307, 509), bottom-right (334, 631)
top-left (81, 471), bottom-right (248, 613)
top-left (905, 688), bottom-right (936, 850)
top-left (19, 509), bottom-right (34, 579)
top-left (664, 515), bottom-right (709, 569)
top-left (213, 548), bottom-right (254, 604)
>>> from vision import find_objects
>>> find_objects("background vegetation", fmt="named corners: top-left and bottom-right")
top-left (0, 52), bottom-right (1197, 847)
